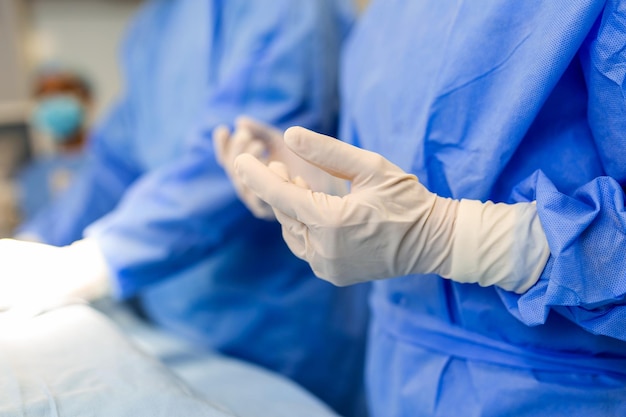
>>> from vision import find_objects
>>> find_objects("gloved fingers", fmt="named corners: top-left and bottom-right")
top-left (245, 140), bottom-right (266, 160)
top-left (255, 161), bottom-right (309, 222)
top-left (284, 126), bottom-right (401, 186)
top-left (235, 153), bottom-right (325, 223)
top-left (244, 195), bottom-right (276, 220)
top-left (216, 127), bottom-right (266, 174)
top-left (229, 128), bottom-right (259, 162)
top-left (293, 175), bottom-right (310, 189)
top-left (213, 125), bottom-right (276, 219)
top-left (212, 125), bottom-right (231, 167)
top-left (229, 166), bottom-right (276, 220)
top-left (267, 160), bottom-right (311, 246)
top-left (268, 160), bottom-right (291, 181)
top-left (274, 209), bottom-right (308, 260)
top-left (236, 116), bottom-right (283, 147)
top-left (268, 157), bottom-right (313, 190)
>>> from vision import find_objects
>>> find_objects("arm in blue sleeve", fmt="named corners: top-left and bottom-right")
top-left (498, 1), bottom-right (626, 340)
top-left (499, 172), bottom-right (626, 341)
top-left (193, 0), bottom-right (351, 136)
top-left (86, 142), bottom-right (247, 298)
top-left (16, 99), bottom-right (140, 246)
top-left (85, 0), bottom-right (355, 298)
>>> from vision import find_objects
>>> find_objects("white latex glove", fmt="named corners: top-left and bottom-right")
top-left (234, 127), bottom-right (550, 293)
top-left (0, 238), bottom-right (112, 311)
top-left (213, 116), bottom-right (346, 220)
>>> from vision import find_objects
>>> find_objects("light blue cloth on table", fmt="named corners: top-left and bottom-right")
top-left (341, 0), bottom-right (626, 416)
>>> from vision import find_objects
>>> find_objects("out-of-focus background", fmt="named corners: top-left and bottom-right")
top-left (0, 0), bottom-right (141, 236)
top-left (0, 0), bottom-right (369, 238)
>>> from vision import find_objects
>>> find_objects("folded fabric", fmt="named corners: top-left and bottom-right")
top-left (0, 304), bottom-right (233, 417)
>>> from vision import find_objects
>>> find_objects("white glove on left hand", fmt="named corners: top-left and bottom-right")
top-left (213, 117), bottom-right (346, 220)
top-left (235, 127), bottom-right (550, 293)
top-left (0, 238), bottom-right (112, 310)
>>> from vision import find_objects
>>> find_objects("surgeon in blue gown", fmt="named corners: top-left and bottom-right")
top-left (9, 1), bottom-right (368, 416)
top-left (232, 1), bottom-right (626, 416)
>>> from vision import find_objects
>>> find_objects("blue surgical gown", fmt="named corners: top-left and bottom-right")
top-left (342, 1), bottom-right (626, 416)
top-left (18, 1), bottom-right (369, 416)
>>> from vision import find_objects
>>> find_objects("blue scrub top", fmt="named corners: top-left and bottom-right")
top-left (342, 0), bottom-right (626, 416)
top-left (19, 1), bottom-right (369, 416)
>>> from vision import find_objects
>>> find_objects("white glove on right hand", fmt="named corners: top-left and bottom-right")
top-left (234, 127), bottom-right (550, 294)
top-left (213, 117), bottom-right (346, 220)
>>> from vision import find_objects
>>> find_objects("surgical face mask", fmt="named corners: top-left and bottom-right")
top-left (32, 95), bottom-right (85, 143)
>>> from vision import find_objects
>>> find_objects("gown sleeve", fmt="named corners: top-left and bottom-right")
top-left (498, 1), bottom-right (626, 341)
top-left (84, 0), bottom-right (354, 298)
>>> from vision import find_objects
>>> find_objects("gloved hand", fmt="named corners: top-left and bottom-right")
top-left (234, 127), bottom-right (551, 293)
top-left (213, 116), bottom-right (346, 220)
top-left (0, 238), bottom-right (112, 310)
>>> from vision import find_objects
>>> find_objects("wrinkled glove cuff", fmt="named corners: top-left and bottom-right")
top-left (447, 199), bottom-right (550, 294)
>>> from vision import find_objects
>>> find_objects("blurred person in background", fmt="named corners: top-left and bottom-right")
top-left (16, 67), bottom-right (92, 224)
top-left (0, 1), bottom-right (369, 416)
